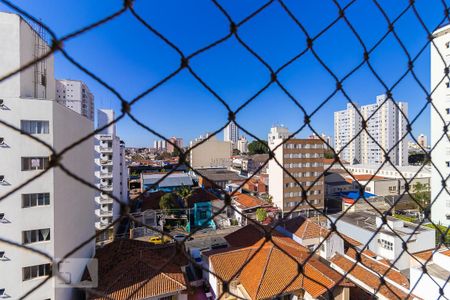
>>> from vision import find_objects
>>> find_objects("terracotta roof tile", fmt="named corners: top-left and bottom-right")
top-left (232, 193), bottom-right (267, 209)
top-left (331, 253), bottom-right (418, 300)
top-left (210, 225), bottom-right (351, 299)
top-left (89, 240), bottom-right (188, 300)
top-left (279, 216), bottom-right (329, 240)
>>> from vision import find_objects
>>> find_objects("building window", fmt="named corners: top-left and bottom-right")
top-left (446, 161), bottom-right (450, 167)
top-left (22, 228), bottom-right (51, 244)
top-left (378, 238), bottom-right (393, 251)
top-left (22, 263), bottom-right (51, 281)
top-left (447, 108), bottom-right (450, 114)
top-left (20, 120), bottom-right (49, 134)
top-left (21, 157), bottom-right (49, 171)
top-left (22, 193), bottom-right (50, 208)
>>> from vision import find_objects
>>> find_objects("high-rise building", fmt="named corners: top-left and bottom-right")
top-left (153, 139), bottom-right (167, 151)
top-left (94, 109), bottom-right (128, 242)
top-left (417, 133), bottom-right (428, 148)
top-left (224, 121), bottom-right (239, 148)
top-left (237, 136), bottom-right (248, 154)
top-left (0, 13), bottom-right (95, 299)
top-left (334, 95), bottom-right (408, 166)
top-left (334, 103), bottom-right (362, 164)
top-left (167, 136), bottom-right (184, 153)
top-left (268, 126), bottom-right (325, 217)
top-left (430, 25), bottom-right (450, 227)
top-left (55, 79), bottom-right (94, 121)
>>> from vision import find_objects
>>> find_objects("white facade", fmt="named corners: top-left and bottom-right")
top-left (268, 125), bottom-right (290, 147)
top-left (345, 164), bottom-right (431, 179)
top-left (430, 25), bottom-right (450, 227)
top-left (417, 133), bottom-right (428, 148)
top-left (223, 121), bottom-right (239, 148)
top-left (334, 96), bottom-right (408, 166)
top-left (0, 13), bottom-right (95, 299)
top-left (410, 249), bottom-right (450, 299)
top-left (55, 79), bottom-right (94, 121)
top-left (329, 213), bottom-right (435, 270)
top-left (189, 134), bottom-right (232, 169)
top-left (94, 109), bottom-right (128, 241)
top-left (237, 136), bottom-right (248, 154)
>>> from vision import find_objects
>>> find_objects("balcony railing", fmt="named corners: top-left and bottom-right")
top-left (99, 146), bottom-right (113, 153)
top-left (95, 196), bottom-right (113, 204)
top-left (100, 172), bottom-right (113, 179)
top-left (95, 208), bottom-right (113, 217)
top-left (100, 159), bottom-right (113, 165)
top-left (99, 135), bottom-right (113, 141)
top-left (98, 184), bottom-right (113, 191)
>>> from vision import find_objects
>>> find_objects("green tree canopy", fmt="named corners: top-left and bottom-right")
top-left (255, 208), bottom-right (268, 222)
top-left (159, 193), bottom-right (177, 210)
top-left (175, 185), bottom-right (193, 208)
top-left (248, 140), bottom-right (269, 155)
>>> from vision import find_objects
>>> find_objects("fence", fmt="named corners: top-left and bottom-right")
top-left (0, 0), bottom-right (449, 299)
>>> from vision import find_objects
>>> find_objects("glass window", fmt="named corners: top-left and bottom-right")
top-left (22, 193), bottom-right (50, 208)
top-left (22, 264), bottom-right (51, 281)
top-left (22, 228), bottom-right (51, 244)
top-left (20, 120), bottom-right (49, 134)
top-left (21, 157), bottom-right (49, 171)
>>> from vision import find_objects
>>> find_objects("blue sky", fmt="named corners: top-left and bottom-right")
top-left (1, 0), bottom-right (447, 147)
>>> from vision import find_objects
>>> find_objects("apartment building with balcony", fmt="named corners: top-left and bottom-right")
top-left (334, 95), bottom-right (408, 166)
top-left (0, 12), bottom-right (95, 299)
top-left (268, 126), bottom-right (325, 217)
top-left (94, 109), bottom-right (128, 242)
top-left (55, 79), bottom-right (94, 121)
top-left (430, 24), bottom-right (450, 227)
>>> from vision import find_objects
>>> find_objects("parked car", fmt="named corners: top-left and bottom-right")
top-left (148, 235), bottom-right (172, 244)
top-left (173, 234), bottom-right (187, 242)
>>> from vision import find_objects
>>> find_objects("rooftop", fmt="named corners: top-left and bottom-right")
top-left (206, 224), bottom-right (352, 299)
top-left (142, 172), bottom-right (193, 188)
top-left (330, 211), bottom-right (433, 237)
top-left (196, 168), bottom-right (245, 182)
top-left (278, 215), bottom-right (329, 240)
top-left (88, 240), bottom-right (188, 300)
top-left (232, 193), bottom-right (268, 210)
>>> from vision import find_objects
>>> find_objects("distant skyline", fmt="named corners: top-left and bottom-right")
top-left (1, 0), bottom-right (445, 147)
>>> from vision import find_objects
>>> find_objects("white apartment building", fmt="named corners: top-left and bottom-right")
top-left (334, 103), bottom-right (362, 164)
top-left (94, 109), bottom-right (128, 242)
top-left (334, 95), bottom-right (408, 166)
top-left (268, 124), bottom-right (290, 147)
top-left (223, 121), bottom-right (239, 148)
top-left (0, 13), bottom-right (95, 299)
top-left (237, 136), bottom-right (248, 154)
top-left (55, 79), bottom-right (94, 121)
top-left (189, 134), bottom-right (232, 169)
top-left (430, 24), bottom-right (450, 227)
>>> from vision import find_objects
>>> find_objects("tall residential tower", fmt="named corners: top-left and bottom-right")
top-left (430, 25), bottom-right (450, 226)
top-left (0, 13), bottom-right (95, 299)
top-left (224, 121), bottom-right (239, 148)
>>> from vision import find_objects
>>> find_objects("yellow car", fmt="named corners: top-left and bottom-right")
top-left (149, 236), bottom-right (163, 244)
top-left (148, 236), bottom-right (172, 244)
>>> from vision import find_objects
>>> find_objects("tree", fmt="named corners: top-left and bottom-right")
top-left (159, 193), bottom-right (177, 211)
top-left (324, 150), bottom-right (334, 159)
top-left (248, 140), bottom-right (269, 155)
top-left (175, 185), bottom-right (193, 208)
top-left (232, 148), bottom-right (241, 156)
top-left (412, 182), bottom-right (431, 210)
top-left (255, 208), bottom-right (268, 222)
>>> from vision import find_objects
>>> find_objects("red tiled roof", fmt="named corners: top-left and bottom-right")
top-left (209, 225), bottom-right (352, 299)
top-left (279, 216), bottom-right (329, 240)
top-left (89, 240), bottom-right (188, 300)
top-left (232, 193), bottom-right (267, 209)
top-left (345, 174), bottom-right (386, 183)
top-left (331, 253), bottom-right (418, 300)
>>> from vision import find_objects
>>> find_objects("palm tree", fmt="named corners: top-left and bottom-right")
top-left (159, 193), bottom-right (176, 211)
top-left (175, 185), bottom-right (193, 208)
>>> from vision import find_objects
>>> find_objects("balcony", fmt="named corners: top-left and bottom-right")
top-left (98, 183), bottom-right (113, 192)
top-left (95, 219), bottom-right (112, 230)
top-left (95, 208), bottom-right (113, 217)
top-left (99, 159), bottom-right (113, 166)
top-left (99, 172), bottom-right (113, 179)
top-left (99, 135), bottom-right (113, 141)
top-left (99, 146), bottom-right (113, 153)
top-left (95, 196), bottom-right (113, 205)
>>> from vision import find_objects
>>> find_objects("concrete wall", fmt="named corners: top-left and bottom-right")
top-left (189, 136), bottom-right (232, 169)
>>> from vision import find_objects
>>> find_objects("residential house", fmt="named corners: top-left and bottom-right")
top-left (195, 168), bottom-right (245, 189)
top-left (203, 224), bottom-right (355, 300)
top-left (87, 240), bottom-right (188, 300)
top-left (230, 193), bottom-right (271, 225)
